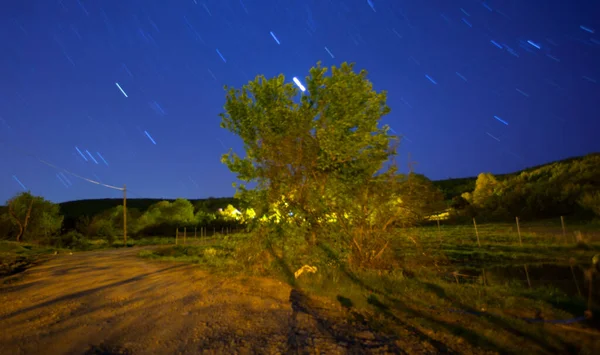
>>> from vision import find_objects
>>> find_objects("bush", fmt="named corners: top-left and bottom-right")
top-left (54, 231), bottom-right (90, 250)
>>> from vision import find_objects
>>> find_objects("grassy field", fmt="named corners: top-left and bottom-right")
top-left (136, 221), bottom-right (600, 353)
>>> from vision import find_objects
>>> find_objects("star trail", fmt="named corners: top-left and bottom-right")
top-left (0, 0), bottom-right (598, 203)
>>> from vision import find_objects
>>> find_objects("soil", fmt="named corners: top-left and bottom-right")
top-left (0, 247), bottom-right (422, 355)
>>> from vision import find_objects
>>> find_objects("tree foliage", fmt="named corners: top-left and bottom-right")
top-left (219, 62), bottom-right (446, 267)
top-left (3, 192), bottom-right (63, 242)
top-left (452, 153), bottom-right (600, 221)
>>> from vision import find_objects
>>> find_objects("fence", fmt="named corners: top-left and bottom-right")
top-left (421, 215), bottom-right (600, 247)
top-left (174, 225), bottom-right (244, 245)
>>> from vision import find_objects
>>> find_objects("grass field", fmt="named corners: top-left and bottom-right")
top-left (136, 221), bottom-right (600, 353)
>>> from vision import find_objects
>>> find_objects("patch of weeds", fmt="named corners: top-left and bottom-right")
top-left (0, 241), bottom-right (61, 278)
top-left (138, 244), bottom-right (235, 270)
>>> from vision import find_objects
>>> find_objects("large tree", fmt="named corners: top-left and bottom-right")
top-left (219, 62), bottom-right (398, 257)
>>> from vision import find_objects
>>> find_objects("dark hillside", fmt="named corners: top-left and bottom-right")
top-left (432, 153), bottom-right (600, 200)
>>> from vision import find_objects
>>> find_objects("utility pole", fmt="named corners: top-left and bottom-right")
top-left (123, 184), bottom-right (127, 246)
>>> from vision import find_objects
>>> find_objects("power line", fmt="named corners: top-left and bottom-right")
top-left (0, 140), bottom-right (124, 191)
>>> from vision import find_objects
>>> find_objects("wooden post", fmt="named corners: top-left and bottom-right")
top-left (570, 265), bottom-right (582, 297)
top-left (524, 265), bottom-right (531, 288)
top-left (482, 268), bottom-right (487, 286)
top-left (184, 227), bottom-right (187, 245)
top-left (123, 184), bottom-right (127, 246)
top-left (473, 218), bottom-right (481, 247)
top-left (588, 271), bottom-right (593, 314)
top-left (176, 228), bottom-right (178, 245)
top-left (436, 218), bottom-right (441, 233)
top-left (516, 217), bottom-right (522, 247)
top-left (194, 227), bottom-right (197, 239)
top-left (561, 216), bottom-right (567, 243)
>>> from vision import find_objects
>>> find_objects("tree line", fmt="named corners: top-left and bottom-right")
top-left (0, 194), bottom-right (246, 248)
top-left (448, 153), bottom-right (600, 222)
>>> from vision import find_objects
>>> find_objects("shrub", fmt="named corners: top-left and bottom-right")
top-left (54, 231), bottom-right (90, 250)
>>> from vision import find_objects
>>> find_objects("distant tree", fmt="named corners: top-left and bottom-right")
top-left (5, 192), bottom-right (63, 242)
top-left (396, 173), bottom-right (447, 221)
top-left (579, 191), bottom-right (600, 217)
top-left (168, 199), bottom-right (195, 225)
top-left (471, 173), bottom-right (499, 209)
top-left (450, 195), bottom-right (469, 210)
top-left (194, 210), bottom-right (216, 226)
top-left (6, 193), bottom-right (34, 242)
top-left (75, 216), bottom-right (92, 237)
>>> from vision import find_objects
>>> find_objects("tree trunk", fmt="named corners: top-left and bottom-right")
top-left (8, 198), bottom-right (34, 242)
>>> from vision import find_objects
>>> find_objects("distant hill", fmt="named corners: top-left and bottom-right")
top-left (432, 153), bottom-right (600, 200)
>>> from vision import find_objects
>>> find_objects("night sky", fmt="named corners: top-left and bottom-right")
top-left (0, 1), bottom-right (599, 203)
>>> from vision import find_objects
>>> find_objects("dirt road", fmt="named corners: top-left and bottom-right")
top-left (0, 247), bottom-right (406, 355)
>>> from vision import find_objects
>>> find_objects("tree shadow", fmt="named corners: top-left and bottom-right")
top-left (264, 240), bottom-right (404, 353)
top-left (316, 242), bottom-right (571, 354)
top-left (420, 282), bottom-right (566, 354)
top-left (0, 264), bottom-right (186, 322)
top-left (288, 288), bottom-right (404, 354)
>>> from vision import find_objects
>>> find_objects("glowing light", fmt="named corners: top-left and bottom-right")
top-left (12, 175), bottom-right (27, 190)
top-left (97, 152), bottom-right (109, 166)
top-left (527, 40), bottom-right (541, 49)
top-left (490, 40), bottom-right (503, 49)
top-left (493, 115), bottom-right (509, 125)
top-left (56, 174), bottom-right (69, 187)
top-left (144, 130), bottom-right (157, 144)
top-left (75, 146), bottom-right (88, 161)
top-left (486, 132), bottom-right (500, 142)
top-left (425, 75), bottom-right (437, 85)
top-left (216, 49), bottom-right (226, 63)
top-left (269, 31), bottom-right (280, 45)
top-left (85, 150), bottom-right (99, 164)
top-left (324, 46), bottom-right (335, 58)
top-left (292, 77), bottom-right (306, 92)
top-left (115, 82), bottom-right (128, 97)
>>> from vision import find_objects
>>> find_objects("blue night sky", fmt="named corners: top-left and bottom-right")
top-left (0, 0), bottom-right (599, 203)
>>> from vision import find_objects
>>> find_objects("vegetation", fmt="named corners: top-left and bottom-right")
top-left (438, 153), bottom-right (600, 222)
top-left (0, 241), bottom-right (60, 278)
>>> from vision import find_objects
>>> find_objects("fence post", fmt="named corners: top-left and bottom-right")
top-left (184, 227), bottom-right (187, 245)
top-left (560, 216), bottom-right (567, 243)
top-left (516, 217), bottom-right (522, 247)
top-left (175, 228), bottom-right (178, 245)
top-left (524, 265), bottom-right (532, 288)
top-left (473, 218), bottom-right (481, 247)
